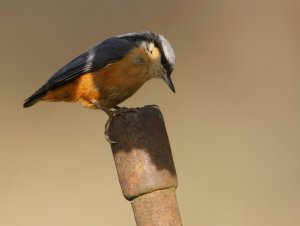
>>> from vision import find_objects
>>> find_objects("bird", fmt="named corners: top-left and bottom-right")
top-left (23, 31), bottom-right (175, 140)
top-left (24, 31), bottom-right (175, 114)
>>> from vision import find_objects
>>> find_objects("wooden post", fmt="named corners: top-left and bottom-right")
top-left (108, 106), bottom-right (182, 226)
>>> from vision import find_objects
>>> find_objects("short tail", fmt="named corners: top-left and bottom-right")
top-left (23, 97), bottom-right (41, 108)
top-left (23, 91), bottom-right (45, 108)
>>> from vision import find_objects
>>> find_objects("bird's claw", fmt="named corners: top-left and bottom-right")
top-left (104, 117), bottom-right (117, 143)
top-left (143, 104), bottom-right (160, 110)
top-left (92, 100), bottom-right (146, 143)
top-left (104, 107), bottom-right (140, 143)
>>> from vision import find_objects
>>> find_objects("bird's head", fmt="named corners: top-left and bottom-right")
top-left (155, 33), bottom-right (176, 93)
top-left (118, 31), bottom-right (176, 93)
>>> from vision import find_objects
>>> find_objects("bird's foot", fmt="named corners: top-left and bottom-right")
top-left (92, 101), bottom-right (141, 143)
top-left (104, 107), bottom-right (140, 143)
top-left (143, 104), bottom-right (160, 110)
top-left (104, 117), bottom-right (116, 143)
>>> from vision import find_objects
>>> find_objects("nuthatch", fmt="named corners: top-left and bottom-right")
top-left (23, 31), bottom-right (176, 117)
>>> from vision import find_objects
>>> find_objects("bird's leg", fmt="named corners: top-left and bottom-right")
top-left (91, 100), bottom-right (114, 117)
top-left (113, 105), bottom-right (121, 110)
top-left (92, 101), bottom-right (136, 143)
top-left (92, 101), bottom-right (141, 143)
top-left (104, 105), bottom-right (140, 122)
top-left (92, 100), bottom-right (117, 143)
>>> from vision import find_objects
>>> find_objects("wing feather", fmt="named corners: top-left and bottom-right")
top-left (23, 37), bottom-right (135, 107)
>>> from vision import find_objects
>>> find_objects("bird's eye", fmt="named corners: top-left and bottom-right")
top-left (161, 58), bottom-right (168, 65)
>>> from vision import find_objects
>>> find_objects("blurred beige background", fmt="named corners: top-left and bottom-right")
top-left (1, 0), bottom-right (300, 225)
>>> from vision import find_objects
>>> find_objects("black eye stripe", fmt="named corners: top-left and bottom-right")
top-left (161, 57), bottom-right (168, 64)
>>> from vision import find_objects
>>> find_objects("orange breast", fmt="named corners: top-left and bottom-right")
top-left (42, 46), bottom-right (153, 109)
top-left (42, 73), bottom-right (101, 109)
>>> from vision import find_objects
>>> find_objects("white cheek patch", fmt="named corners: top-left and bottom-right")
top-left (148, 42), bottom-right (155, 53)
top-left (140, 41), bottom-right (155, 54)
top-left (139, 41), bottom-right (148, 51)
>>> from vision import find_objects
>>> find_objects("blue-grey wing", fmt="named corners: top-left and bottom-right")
top-left (46, 37), bottom-right (135, 89)
top-left (25, 37), bottom-right (135, 103)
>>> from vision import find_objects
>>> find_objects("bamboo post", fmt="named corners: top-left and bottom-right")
top-left (107, 106), bottom-right (182, 226)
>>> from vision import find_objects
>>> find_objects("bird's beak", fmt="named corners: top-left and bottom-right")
top-left (162, 70), bottom-right (175, 93)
